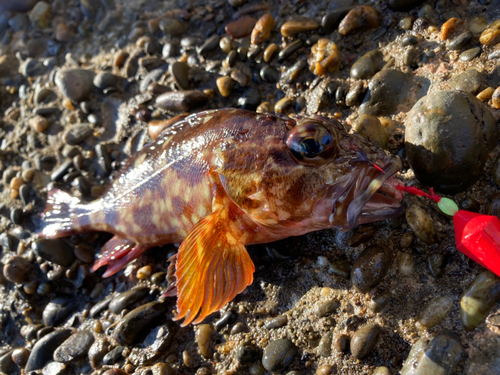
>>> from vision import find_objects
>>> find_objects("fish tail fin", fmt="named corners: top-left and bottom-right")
top-left (38, 188), bottom-right (89, 238)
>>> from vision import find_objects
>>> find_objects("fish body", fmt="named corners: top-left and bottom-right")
top-left (40, 108), bottom-right (404, 325)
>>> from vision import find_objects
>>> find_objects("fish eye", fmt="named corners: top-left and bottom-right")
top-left (286, 122), bottom-right (337, 165)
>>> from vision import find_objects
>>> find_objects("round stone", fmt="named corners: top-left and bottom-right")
top-left (351, 246), bottom-right (391, 293)
top-left (405, 90), bottom-right (498, 193)
top-left (262, 338), bottom-right (297, 372)
top-left (350, 323), bottom-right (380, 359)
top-left (55, 69), bottom-right (95, 102)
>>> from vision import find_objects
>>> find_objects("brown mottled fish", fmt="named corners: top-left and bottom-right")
top-left (39, 109), bottom-right (404, 326)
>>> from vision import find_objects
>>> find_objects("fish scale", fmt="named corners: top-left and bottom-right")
top-left (39, 108), bottom-right (404, 326)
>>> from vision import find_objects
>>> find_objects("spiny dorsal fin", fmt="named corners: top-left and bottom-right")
top-left (173, 207), bottom-right (255, 326)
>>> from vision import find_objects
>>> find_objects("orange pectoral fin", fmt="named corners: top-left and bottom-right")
top-left (173, 208), bottom-right (255, 326)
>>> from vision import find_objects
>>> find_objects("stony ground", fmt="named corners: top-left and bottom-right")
top-left (1, 0), bottom-right (500, 374)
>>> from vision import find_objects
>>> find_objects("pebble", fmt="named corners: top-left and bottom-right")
top-left (32, 238), bottom-right (75, 267)
top-left (136, 265), bottom-right (151, 279)
top-left (102, 370), bottom-right (128, 375)
top-left (10, 208), bottom-right (22, 224)
top-left (388, 0), bottom-right (426, 11)
top-left (265, 315), bottom-right (288, 329)
top-left (0, 350), bottom-right (15, 374)
top-left (8, 13), bottom-right (29, 32)
top-left (359, 69), bottom-right (412, 116)
top-left (369, 291), bottom-right (392, 313)
top-left (3, 256), bottom-right (32, 283)
top-left (318, 331), bottom-right (333, 357)
top-left (231, 322), bottom-right (247, 335)
top-left (351, 246), bottom-right (391, 293)
top-left (260, 65), bottom-right (280, 83)
top-left (479, 28), bottom-right (499, 46)
top-left (401, 330), bottom-right (463, 375)
top-left (231, 69), bottom-right (250, 87)
top-left (308, 38), bottom-right (339, 75)
top-left (262, 338), bottom-right (297, 372)
top-left (109, 286), bottom-right (149, 314)
top-left (278, 40), bottom-right (303, 63)
top-left (459, 47), bottom-right (481, 61)
top-left (263, 43), bottom-right (279, 62)
top-left (113, 301), bottom-right (168, 345)
top-left (237, 343), bottom-right (259, 365)
top-left (281, 18), bottom-right (319, 37)
top-left (274, 97), bottom-right (293, 114)
top-left (56, 22), bottom-right (73, 42)
top-left (238, 88), bottom-right (261, 110)
top-left (53, 330), bottom-right (94, 362)
top-left (416, 296), bottom-right (454, 330)
top-left (449, 68), bottom-right (482, 94)
top-left (315, 300), bottom-right (340, 318)
top-left (345, 82), bottom-right (365, 107)
top-left (405, 90), bottom-right (498, 192)
top-left (88, 337), bottom-right (111, 369)
top-left (159, 18), bottom-right (185, 36)
top-left (155, 91), bottom-right (209, 111)
top-left (350, 323), bottom-right (380, 359)
top-left (34, 87), bottom-right (57, 104)
top-left (50, 159), bottom-right (73, 182)
top-left (55, 69), bottom-right (95, 102)
top-left (170, 61), bottom-right (190, 90)
top-left (460, 270), bottom-right (500, 331)
top-left (196, 324), bottom-right (214, 358)
top-left (42, 298), bottom-right (76, 327)
top-left (214, 310), bottom-right (237, 331)
top-left (440, 17), bottom-right (462, 41)
top-left (30, 1), bottom-right (51, 28)
top-left (322, 8), bottom-right (352, 34)
top-left (373, 366), bottom-right (391, 375)
top-left (25, 329), bottom-right (72, 372)
top-left (11, 347), bottom-right (30, 367)
top-left (225, 16), bottom-right (257, 39)
top-left (398, 252), bottom-right (414, 275)
top-left (350, 50), bottom-right (383, 79)
top-left (403, 46), bottom-right (420, 67)
top-left (338, 5), bottom-right (381, 36)
top-left (404, 199), bottom-right (437, 244)
top-left (402, 35), bottom-right (418, 46)
top-left (477, 86), bottom-right (495, 102)
top-left (102, 345), bottom-right (123, 365)
top-left (352, 115), bottom-right (388, 149)
top-left (491, 86), bottom-right (500, 109)
top-left (93, 72), bottom-right (121, 91)
top-left (63, 124), bottom-right (93, 145)
top-left (447, 31), bottom-right (473, 50)
top-left (198, 35), bottom-right (220, 56)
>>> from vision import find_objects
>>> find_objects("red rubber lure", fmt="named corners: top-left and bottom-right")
top-left (398, 185), bottom-right (500, 277)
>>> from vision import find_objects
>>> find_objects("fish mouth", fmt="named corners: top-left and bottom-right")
top-left (345, 157), bottom-right (405, 227)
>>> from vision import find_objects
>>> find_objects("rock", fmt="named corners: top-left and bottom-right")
top-left (237, 343), bottom-right (259, 365)
top-left (369, 291), bottom-right (392, 313)
top-left (351, 246), bottom-right (391, 293)
top-left (448, 68), bottom-right (482, 94)
top-left (0, 54), bottom-right (19, 78)
top-left (25, 329), bottom-right (72, 372)
top-left (251, 13), bottom-right (274, 44)
top-left (32, 238), bottom-right (75, 267)
top-left (460, 271), bottom-right (500, 331)
top-left (338, 5), bottom-right (381, 36)
top-left (102, 345), bottom-right (123, 365)
top-left (387, 0), bottom-right (426, 11)
top-left (352, 114), bottom-right (388, 149)
top-left (237, 88), bottom-right (261, 110)
top-left (0, 0), bottom-right (37, 13)
top-left (216, 76), bottom-right (234, 97)
top-left (350, 50), bottom-right (383, 79)
top-left (55, 69), bottom-right (95, 102)
top-left (55, 23), bottom-right (73, 42)
top-left (260, 65), bottom-right (280, 83)
top-left (0, 350), bottom-right (14, 374)
top-left (53, 330), bottom-right (94, 362)
top-left (3, 256), bottom-right (32, 283)
top-left (29, 1), bottom-right (51, 28)
top-left (359, 69), bottom-right (412, 116)
top-left (318, 331), bottom-right (333, 357)
top-left (333, 334), bottom-right (349, 353)
top-left (447, 31), bottom-right (473, 50)
top-left (113, 301), bottom-right (167, 346)
top-left (11, 347), bottom-right (30, 367)
top-left (315, 300), bottom-right (340, 318)
top-left (281, 17), bottom-right (319, 37)
top-left (88, 337), bottom-right (111, 369)
top-left (398, 252), bottom-right (414, 275)
top-left (42, 298), bottom-right (77, 327)
top-left (262, 338), bottom-right (297, 372)
top-left (459, 47), bottom-right (481, 62)
top-left (109, 287), bottom-right (149, 314)
top-left (404, 198), bottom-right (437, 244)
top-left (404, 46), bottom-right (421, 67)
top-left (225, 16), bottom-right (257, 39)
top-left (416, 296), bottom-right (454, 330)
top-left (93, 72), bottom-right (121, 91)
top-left (198, 35), bottom-right (220, 56)
top-left (405, 90), bottom-right (498, 193)
top-left (401, 331), bottom-right (463, 375)
top-left (155, 91), bottom-right (208, 111)
top-left (196, 324), bottom-right (214, 359)
top-left (8, 13), bottom-right (29, 31)
top-left (159, 18), bottom-right (185, 36)
top-left (265, 315), bottom-right (288, 329)
top-left (350, 323), bottom-right (380, 359)
top-left (63, 124), bottom-right (93, 145)
top-left (278, 40), bottom-right (302, 62)
top-left (170, 61), bottom-right (190, 90)
top-left (308, 38), bottom-right (339, 75)
top-left (322, 8), bottom-right (352, 34)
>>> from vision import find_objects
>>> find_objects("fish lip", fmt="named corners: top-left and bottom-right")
top-left (346, 157), bottom-right (404, 227)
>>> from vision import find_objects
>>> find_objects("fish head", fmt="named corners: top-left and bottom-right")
top-left (217, 113), bottom-right (404, 234)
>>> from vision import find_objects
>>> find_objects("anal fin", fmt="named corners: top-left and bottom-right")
top-left (91, 235), bottom-right (149, 277)
top-left (173, 207), bottom-right (255, 326)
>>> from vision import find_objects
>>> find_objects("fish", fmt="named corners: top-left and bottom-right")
top-left (39, 108), bottom-right (404, 326)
